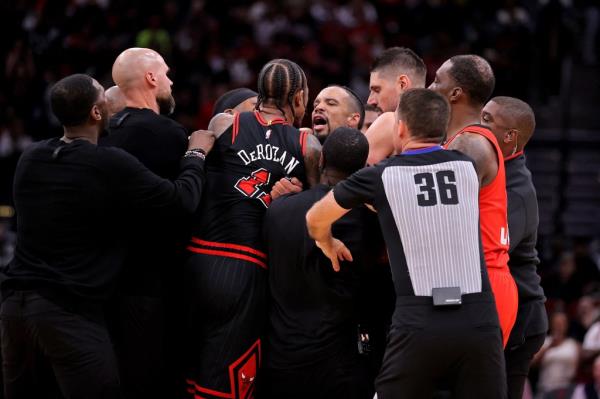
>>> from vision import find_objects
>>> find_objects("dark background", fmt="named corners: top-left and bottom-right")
top-left (0, 0), bottom-right (599, 394)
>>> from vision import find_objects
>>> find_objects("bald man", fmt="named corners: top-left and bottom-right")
top-left (481, 96), bottom-right (547, 399)
top-left (100, 48), bottom-right (193, 399)
top-left (105, 85), bottom-right (126, 117)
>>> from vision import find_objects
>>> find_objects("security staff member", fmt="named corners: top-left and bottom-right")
top-left (306, 88), bottom-right (507, 399)
top-left (482, 96), bottom-right (548, 399)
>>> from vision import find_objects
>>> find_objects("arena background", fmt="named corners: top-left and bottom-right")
top-left (0, 0), bottom-right (599, 397)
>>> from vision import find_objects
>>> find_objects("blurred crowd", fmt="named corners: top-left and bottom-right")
top-left (1, 0), bottom-right (599, 397)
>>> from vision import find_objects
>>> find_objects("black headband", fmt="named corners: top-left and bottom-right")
top-left (212, 88), bottom-right (258, 116)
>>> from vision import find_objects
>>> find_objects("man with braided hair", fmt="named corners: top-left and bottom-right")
top-left (183, 59), bottom-right (321, 399)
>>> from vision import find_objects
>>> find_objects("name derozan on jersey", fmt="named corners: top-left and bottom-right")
top-left (237, 144), bottom-right (301, 174)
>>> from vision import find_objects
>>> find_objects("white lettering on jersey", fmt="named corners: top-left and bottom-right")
top-left (237, 144), bottom-right (300, 174)
top-left (500, 227), bottom-right (509, 246)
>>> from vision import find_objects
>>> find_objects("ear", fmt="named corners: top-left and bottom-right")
top-left (347, 112), bottom-right (360, 129)
top-left (398, 118), bottom-right (407, 140)
top-left (91, 105), bottom-right (102, 121)
top-left (449, 87), bottom-right (462, 103)
top-left (397, 74), bottom-right (410, 90)
top-left (224, 108), bottom-right (234, 115)
top-left (294, 89), bottom-right (305, 108)
top-left (145, 71), bottom-right (158, 88)
top-left (505, 129), bottom-right (518, 144)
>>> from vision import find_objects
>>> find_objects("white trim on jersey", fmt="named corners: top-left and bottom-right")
top-left (382, 160), bottom-right (482, 296)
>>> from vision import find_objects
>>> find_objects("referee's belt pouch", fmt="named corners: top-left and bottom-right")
top-left (432, 287), bottom-right (462, 307)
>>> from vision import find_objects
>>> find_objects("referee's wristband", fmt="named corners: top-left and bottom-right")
top-left (183, 148), bottom-right (206, 161)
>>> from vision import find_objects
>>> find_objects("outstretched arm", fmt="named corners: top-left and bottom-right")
top-left (365, 112), bottom-right (396, 165)
top-left (306, 191), bottom-right (353, 271)
top-left (447, 133), bottom-right (499, 187)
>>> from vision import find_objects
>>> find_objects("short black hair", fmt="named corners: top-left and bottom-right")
top-left (448, 55), bottom-right (495, 106)
top-left (256, 59), bottom-right (307, 117)
top-left (371, 47), bottom-right (427, 86)
top-left (212, 88), bottom-right (258, 116)
top-left (327, 85), bottom-right (365, 130)
top-left (322, 127), bottom-right (369, 176)
top-left (490, 96), bottom-right (536, 145)
top-left (398, 89), bottom-right (450, 141)
top-left (50, 74), bottom-right (99, 127)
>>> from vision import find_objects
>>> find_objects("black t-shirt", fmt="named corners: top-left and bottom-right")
top-left (333, 147), bottom-right (491, 298)
top-left (505, 153), bottom-right (548, 341)
top-left (264, 184), bottom-right (370, 368)
top-left (1, 138), bottom-right (204, 318)
top-left (190, 111), bottom-right (307, 256)
top-left (101, 107), bottom-right (189, 296)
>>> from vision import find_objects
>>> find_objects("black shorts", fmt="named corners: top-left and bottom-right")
top-left (376, 292), bottom-right (507, 399)
top-left (183, 253), bottom-right (266, 399)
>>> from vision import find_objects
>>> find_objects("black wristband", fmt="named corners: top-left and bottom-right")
top-left (187, 148), bottom-right (206, 155)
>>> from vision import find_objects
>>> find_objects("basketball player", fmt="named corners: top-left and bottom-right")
top-left (482, 96), bottom-right (548, 398)
top-left (259, 127), bottom-right (371, 399)
top-left (0, 74), bottom-right (213, 399)
top-left (429, 55), bottom-right (518, 348)
top-left (212, 88), bottom-right (258, 116)
top-left (269, 84), bottom-right (365, 198)
top-left (101, 47), bottom-right (191, 399)
top-left (312, 85), bottom-right (365, 143)
top-left (361, 104), bottom-right (382, 134)
top-left (365, 47), bottom-right (427, 165)
top-left (306, 89), bottom-right (506, 399)
top-left (183, 59), bottom-right (321, 399)
top-left (105, 85), bottom-right (126, 117)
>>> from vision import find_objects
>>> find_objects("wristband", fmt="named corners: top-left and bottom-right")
top-left (184, 149), bottom-right (206, 161)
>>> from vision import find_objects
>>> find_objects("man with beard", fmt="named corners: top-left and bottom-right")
top-left (365, 47), bottom-right (426, 165)
top-left (311, 85), bottom-right (364, 144)
top-left (0, 74), bottom-right (213, 399)
top-left (100, 47), bottom-right (193, 399)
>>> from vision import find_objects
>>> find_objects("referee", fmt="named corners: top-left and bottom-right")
top-left (306, 88), bottom-right (507, 399)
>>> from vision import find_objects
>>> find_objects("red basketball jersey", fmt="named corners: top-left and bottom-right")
top-left (445, 125), bottom-right (510, 270)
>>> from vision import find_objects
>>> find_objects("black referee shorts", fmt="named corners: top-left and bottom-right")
top-left (183, 253), bottom-right (266, 399)
top-left (376, 292), bottom-right (507, 399)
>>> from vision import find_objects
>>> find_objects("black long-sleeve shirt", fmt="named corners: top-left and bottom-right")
top-left (101, 107), bottom-right (189, 296)
top-left (505, 153), bottom-right (548, 344)
top-left (0, 138), bottom-right (204, 319)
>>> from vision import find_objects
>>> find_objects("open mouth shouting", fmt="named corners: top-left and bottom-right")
top-left (312, 113), bottom-right (329, 135)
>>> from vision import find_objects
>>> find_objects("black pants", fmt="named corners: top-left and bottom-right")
top-left (0, 291), bottom-right (121, 399)
top-left (111, 295), bottom-right (165, 399)
top-left (183, 254), bottom-right (266, 399)
top-left (257, 354), bottom-right (369, 399)
top-left (505, 333), bottom-right (546, 399)
top-left (376, 293), bottom-right (507, 399)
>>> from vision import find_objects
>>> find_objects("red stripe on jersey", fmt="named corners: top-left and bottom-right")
top-left (444, 125), bottom-right (510, 271)
top-left (186, 247), bottom-right (267, 269)
top-left (190, 238), bottom-right (267, 259)
top-left (504, 150), bottom-right (524, 162)
top-left (254, 110), bottom-right (288, 126)
top-left (300, 130), bottom-right (308, 156)
top-left (231, 113), bottom-right (240, 144)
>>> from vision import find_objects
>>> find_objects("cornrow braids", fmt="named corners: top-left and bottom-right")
top-left (255, 59), bottom-right (307, 122)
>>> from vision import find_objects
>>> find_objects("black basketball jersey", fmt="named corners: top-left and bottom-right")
top-left (188, 111), bottom-right (307, 268)
top-left (333, 146), bottom-right (491, 298)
